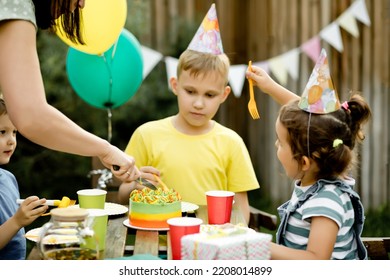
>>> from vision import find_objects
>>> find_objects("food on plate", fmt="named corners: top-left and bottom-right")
top-left (43, 248), bottom-right (98, 260)
top-left (129, 188), bottom-right (181, 228)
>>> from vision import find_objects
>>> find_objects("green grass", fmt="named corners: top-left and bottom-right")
top-left (362, 204), bottom-right (390, 237)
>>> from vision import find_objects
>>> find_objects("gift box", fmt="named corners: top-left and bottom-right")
top-left (181, 224), bottom-right (272, 260)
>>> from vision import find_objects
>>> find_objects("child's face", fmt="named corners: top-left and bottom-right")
top-left (275, 117), bottom-right (300, 179)
top-left (0, 113), bottom-right (17, 165)
top-left (171, 69), bottom-right (230, 133)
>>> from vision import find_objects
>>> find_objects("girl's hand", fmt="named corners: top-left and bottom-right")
top-left (246, 65), bottom-right (275, 94)
top-left (246, 65), bottom-right (299, 105)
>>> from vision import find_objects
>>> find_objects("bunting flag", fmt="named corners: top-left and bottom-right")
top-left (337, 11), bottom-right (360, 38)
top-left (283, 48), bottom-right (300, 80)
top-left (164, 56), bottom-right (179, 89)
top-left (301, 36), bottom-right (322, 62)
top-left (141, 46), bottom-right (163, 79)
top-left (269, 55), bottom-right (288, 86)
top-left (139, 0), bottom-right (370, 96)
top-left (349, 0), bottom-right (371, 26)
top-left (228, 64), bottom-right (247, 98)
top-left (320, 22), bottom-right (344, 52)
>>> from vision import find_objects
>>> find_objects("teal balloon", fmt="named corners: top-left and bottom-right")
top-left (66, 29), bottom-right (143, 109)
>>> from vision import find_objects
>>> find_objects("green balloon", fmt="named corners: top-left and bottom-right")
top-left (66, 29), bottom-right (143, 109)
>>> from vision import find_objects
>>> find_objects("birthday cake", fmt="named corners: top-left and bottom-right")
top-left (129, 188), bottom-right (181, 228)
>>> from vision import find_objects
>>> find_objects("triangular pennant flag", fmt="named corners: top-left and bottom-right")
top-left (164, 56), bottom-right (179, 89)
top-left (253, 61), bottom-right (270, 74)
top-left (228, 64), bottom-right (247, 98)
top-left (350, 0), bottom-right (371, 26)
top-left (141, 46), bottom-right (163, 79)
top-left (269, 55), bottom-right (288, 86)
top-left (301, 36), bottom-right (322, 62)
top-left (282, 48), bottom-right (300, 80)
top-left (320, 22), bottom-right (344, 52)
top-left (187, 3), bottom-right (224, 54)
top-left (298, 48), bottom-right (341, 114)
top-left (337, 10), bottom-right (360, 38)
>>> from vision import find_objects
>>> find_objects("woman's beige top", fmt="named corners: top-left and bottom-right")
top-left (0, 0), bottom-right (36, 28)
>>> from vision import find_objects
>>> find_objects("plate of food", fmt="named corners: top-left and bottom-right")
top-left (25, 227), bottom-right (79, 244)
top-left (69, 202), bottom-right (128, 216)
top-left (181, 201), bottom-right (199, 212)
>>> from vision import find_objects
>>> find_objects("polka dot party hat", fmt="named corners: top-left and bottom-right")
top-left (298, 48), bottom-right (341, 114)
top-left (187, 3), bottom-right (224, 55)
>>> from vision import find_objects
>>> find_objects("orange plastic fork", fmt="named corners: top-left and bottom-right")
top-left (152, 174), bottom-right (170, 192)
top-left (247, 61), bottom-right (260, 119)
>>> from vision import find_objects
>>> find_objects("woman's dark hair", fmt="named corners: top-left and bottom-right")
top-left (278, 92), bottom-right (371, 179)
top-left (0, 97), bottom-right (7, 116)
top-left (33, 0), bottom-right (84, 44)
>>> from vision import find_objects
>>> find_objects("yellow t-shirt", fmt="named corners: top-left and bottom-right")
top-left (125, 116), bottom-right (260, 205)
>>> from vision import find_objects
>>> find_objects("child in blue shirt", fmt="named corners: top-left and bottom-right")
top-left (0, 97), bottom-right (48, 259)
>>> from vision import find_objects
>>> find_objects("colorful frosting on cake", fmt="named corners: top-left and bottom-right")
top-left (129, 188), bottom-right (181, 228)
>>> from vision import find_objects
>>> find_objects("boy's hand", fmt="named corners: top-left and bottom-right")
top-left (14, 196), bottom-right (48, 227)
top-left (138, 166), bottom-right (160, 186)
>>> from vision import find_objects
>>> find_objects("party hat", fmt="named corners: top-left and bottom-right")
top-left (298, 48), bottom-right (341, 114)
top-left (187, 3), bottom-right (224, 55)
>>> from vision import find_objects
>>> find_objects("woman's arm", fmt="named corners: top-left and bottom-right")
top-left (0, 20), bottom-right (138, 180)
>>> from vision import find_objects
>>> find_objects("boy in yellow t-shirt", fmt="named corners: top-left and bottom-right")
top-left (118, 4), bottom-right (259, 224)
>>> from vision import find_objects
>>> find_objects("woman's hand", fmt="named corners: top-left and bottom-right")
top-left (117, 166), bottom-right (161, 205)
top-left (98, 144), bottom-right (141, 182)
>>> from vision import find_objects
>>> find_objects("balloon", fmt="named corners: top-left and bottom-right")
top-left (66, 29), bottom-right (143, 109)
top-left (56, 0), bottom-right (127, 55)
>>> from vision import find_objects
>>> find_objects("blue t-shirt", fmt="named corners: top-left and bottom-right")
top-left (0, 168), bottom-right (26, 260)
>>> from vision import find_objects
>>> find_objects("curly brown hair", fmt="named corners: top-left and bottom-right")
top-left (278, 92), bottom-right (371, 179)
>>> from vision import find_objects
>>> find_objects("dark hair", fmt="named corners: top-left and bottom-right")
top-left (278, 92), bottom-right (371, 179)
top-left (32, 0), bottom-right (84, 44)
top-left (0, 97), bottom-right (6, 116)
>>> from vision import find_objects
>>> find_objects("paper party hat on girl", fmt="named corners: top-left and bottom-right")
top-left (298, 48), bottom-right (341, 114)
top-left (187, 3), bottom-right (224, 55)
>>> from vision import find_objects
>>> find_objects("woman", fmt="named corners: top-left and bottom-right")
top-left (0, 0), bottom-right (139, 181)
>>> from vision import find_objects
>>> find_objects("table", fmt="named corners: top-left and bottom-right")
top-left (27, 204), bottom-right (246, 260)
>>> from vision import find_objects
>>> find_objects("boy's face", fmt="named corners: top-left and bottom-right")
top-left (0, 114), bottom-right (17, 165)
top-left (170, 69), bottom-right (230, 133)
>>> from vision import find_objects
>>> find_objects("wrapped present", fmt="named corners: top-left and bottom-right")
top-left (181, 223), bottom-right (272, 260)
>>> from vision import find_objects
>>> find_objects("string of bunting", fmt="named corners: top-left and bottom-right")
top-left (140, 0), bottom-right (371, 98)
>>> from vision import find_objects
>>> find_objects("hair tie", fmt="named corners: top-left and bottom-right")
top-left (333, 139), bottom-right (343, 148)
top-left (341, 101), bottom-right (349, 111)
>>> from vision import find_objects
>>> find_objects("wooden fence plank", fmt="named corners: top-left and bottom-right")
top-left (145, 0), bottom-right (389, 210)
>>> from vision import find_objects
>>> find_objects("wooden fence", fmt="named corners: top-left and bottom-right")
top-left (128, 0), bottom-right (389, 210)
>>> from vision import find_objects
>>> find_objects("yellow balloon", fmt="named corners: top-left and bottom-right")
top-left (55, 0), bottom-right (127, 55)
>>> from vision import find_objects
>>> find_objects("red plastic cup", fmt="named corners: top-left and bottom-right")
top-left (167, 217), bottom-right (203, 260)
top-left (206, 190), bottom-right (235, 224)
